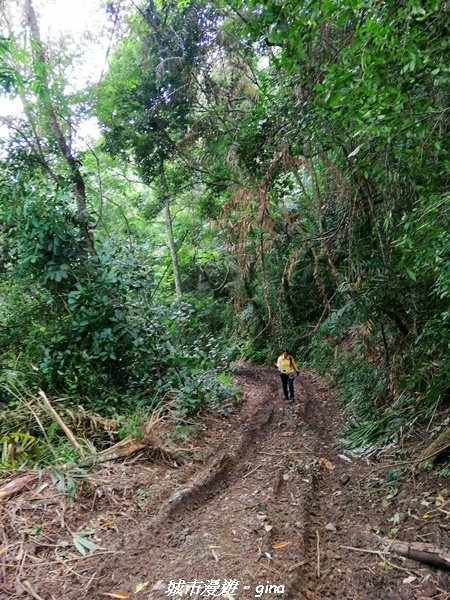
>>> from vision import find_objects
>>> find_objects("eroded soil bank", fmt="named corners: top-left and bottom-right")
top-left (2, 366), bottom-right (449, 599)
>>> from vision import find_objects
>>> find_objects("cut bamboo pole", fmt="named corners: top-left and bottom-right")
top-left (0, 473), bottom-right (38, 501)
top-left (387, 540), bottom-right (450, 571)
top-left (38, 390), bottom-right (86, 458)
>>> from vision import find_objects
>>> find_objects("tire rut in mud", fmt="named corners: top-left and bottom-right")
top-left (16, 367), bottom-right (447, 600)
top-left (156, 408), bottom-right (276, 528)
top-left (148, 370), bottom-right (334, 600)
top-left (55, 367), bottom-right (354, 600)
top-left (90, 367), bottom-right (283, 591)
top-left (278, 375), bottom-right (329, 600)
top-left (151, 372), bottom-right (281, 530)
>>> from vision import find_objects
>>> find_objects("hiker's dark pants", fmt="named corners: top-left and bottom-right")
top-left (280, 373), bottom-right (294, 399)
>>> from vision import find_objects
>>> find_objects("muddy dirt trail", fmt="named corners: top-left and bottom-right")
top-left (6, 367), bottom-right (449, 600)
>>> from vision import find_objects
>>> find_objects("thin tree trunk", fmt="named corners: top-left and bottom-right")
top-left (24, 0), bottom-right (94, 254)
top-left (258, 193), bottom-right (272, 323)
top-left (162, 197), bottom-right (182, 301)
top-left (158, 161), bottom-right (182, 300)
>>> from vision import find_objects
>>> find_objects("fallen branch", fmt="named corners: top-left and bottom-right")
top-left (38, 390), bottom-right (86, 458)
top-left (316, 530), bottom-right (321, 578)
top-left (0, 403), bottom-right (182, 500)
top-left (78, 436), bottom-right (146, 468)
top-left (340, 545), bottom-right (384, 557)
top-left (20, 580), bottom-right (46, 600)
top-left (386, 540), bottom-right (450, 571)
top-left (79, 436), bottom-right (184, 468)
top-left (418, 425), bottom-right (450, 467)
top-left (0, 473), bottom-right (38, 501)
top-left (344, 539), bottom-right (450, 571)
top-left (243, 464), bottom-right (263, 479)
top-left (78, 406), bottom-right (184, 468)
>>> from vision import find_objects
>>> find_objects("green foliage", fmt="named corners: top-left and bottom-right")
top-left (394, 192), bottom-right (450, 402)
top-left (97, 1), bottom-right (218, 183)
top-left (1, 267), bottom-right (237, 415)
top-left (217, 0), bottom-right (450, 447)
top-left (72, 529), bottom-right (100, 555)
top-left (3, 177), bottom-right (86, 282)
top-left (0, 432), bottom-right (42, 473)
top-left (48, 466), bottom-right (86, 499)
top-left (438, 460), bottom-right (450, 478)
top-left (310, 342), bottom-right (408, 450)
top-left (0, 169), bottom-right (238, 441)
top-left (0, 37), bottom-right (21, 92)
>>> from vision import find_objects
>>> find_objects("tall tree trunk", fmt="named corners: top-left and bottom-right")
top-left (24, 0), bottom-right (94, 254)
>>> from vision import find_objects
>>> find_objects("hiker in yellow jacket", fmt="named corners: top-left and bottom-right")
top-left (275, 349), bottom-right (299, 402)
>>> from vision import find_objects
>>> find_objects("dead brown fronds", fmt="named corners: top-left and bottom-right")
top-left (262, 145), bottom-right (304, 188)
top-left (3, 386), bottom-right (120, 445)
top-left (283, 245), bottom-right (305, 284)
top-left (74, 400), bottom-right (187, 470)
top-left (63, 406), bottom-right (119, 440)
top-left (177, 116), bottom-right (215, 152)
top-left (141, 401), bottom-right (188, 466)
top-left (220, 182), bottom-right (277, 320)
top-left (0, 400), bottom-right (189, 597)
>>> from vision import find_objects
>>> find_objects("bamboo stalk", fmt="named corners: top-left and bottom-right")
top-left (38, 390), bottom-right (86, 458)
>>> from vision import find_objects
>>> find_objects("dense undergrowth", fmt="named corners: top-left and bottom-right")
top-left (0, 177), bottom-right (239, 471)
